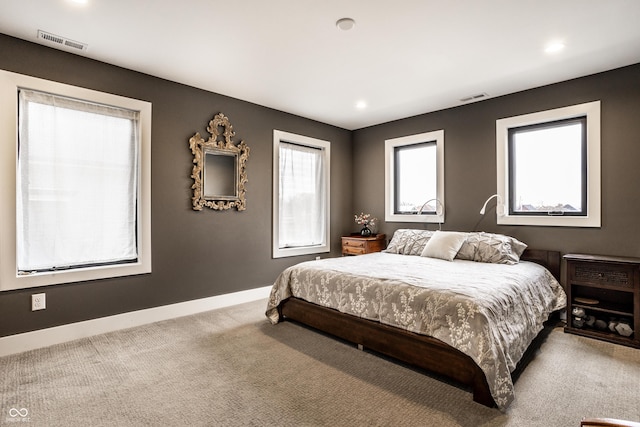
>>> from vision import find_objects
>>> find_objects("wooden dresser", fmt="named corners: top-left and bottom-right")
top-left (341, 234), bottom-right (386, 256)
top-left (564, 253), bottom-right (640, 348)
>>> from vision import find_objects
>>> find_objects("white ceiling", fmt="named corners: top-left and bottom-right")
top-left (1, 0), bottom-right (640, 130)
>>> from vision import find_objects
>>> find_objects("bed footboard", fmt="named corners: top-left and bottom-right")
top-left (279, 297), bottom-right (495, 407)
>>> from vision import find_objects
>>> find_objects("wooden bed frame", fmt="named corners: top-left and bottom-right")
top-left (276, 249), bottom-right (561, 408)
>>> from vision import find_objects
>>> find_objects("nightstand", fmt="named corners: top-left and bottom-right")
top-left (341, 234), bottom-right (386, 256)
top-left (564, 253), bottom-right (640, 348)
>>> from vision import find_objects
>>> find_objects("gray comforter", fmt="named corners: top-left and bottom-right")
top-left (266, 252), bottom-right (566, 409)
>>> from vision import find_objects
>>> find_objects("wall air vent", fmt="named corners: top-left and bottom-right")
top-left (460, 93), bottom-right (488, 103)
top-left (37, 30), bottom-right (88, 52)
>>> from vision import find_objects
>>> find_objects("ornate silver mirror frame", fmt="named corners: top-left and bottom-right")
top-left (189, 113), bottom-right (249, 211)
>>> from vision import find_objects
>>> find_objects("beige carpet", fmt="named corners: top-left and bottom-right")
top-left (1, 299), bottom-right (639, 426)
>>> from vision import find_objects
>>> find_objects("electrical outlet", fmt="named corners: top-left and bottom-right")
top-left (31, 293), bottom-right (46, 311)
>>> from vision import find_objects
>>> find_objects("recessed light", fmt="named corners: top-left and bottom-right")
top-left (68, 0), bottom-right (88, 4)
top-left (355, 100), bottom-right (367, 110)
top-left (336, 18), bottom-right (356, 31)
top-left (544, 41), bottom-right (565, 54)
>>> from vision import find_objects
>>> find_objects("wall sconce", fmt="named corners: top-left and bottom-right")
top-left (418, 198), bottom-right (444, 229)
top-left (479, 194), bottom-right (503, 215)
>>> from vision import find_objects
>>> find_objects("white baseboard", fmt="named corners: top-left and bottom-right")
top-left (0, 285), bottom-right (272, 358)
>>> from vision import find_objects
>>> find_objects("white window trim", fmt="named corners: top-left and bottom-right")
top-left (272, 130), bottom-right (330, 258)
top-left (496, 101), bottom-right (601, 227)
top-left (0, 70), bottom-right (152, 291)
top-left (384, 130), bottom-right (445, 223)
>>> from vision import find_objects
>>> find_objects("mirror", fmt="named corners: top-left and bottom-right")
top-left (189, 113), bottom-right (249, 211)
top-left (203, 150), bottom-right (237, 200)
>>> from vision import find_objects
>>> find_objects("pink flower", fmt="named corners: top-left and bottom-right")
top-left (354, 212), bottom-right (376, 227)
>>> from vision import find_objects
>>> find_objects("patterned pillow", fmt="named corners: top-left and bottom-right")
top-left (456, 232), bottom-right (527, 265)
top-left (455, 232), bottom-right (481, 261)
top-left (384, 229), bottom-right (435, 255)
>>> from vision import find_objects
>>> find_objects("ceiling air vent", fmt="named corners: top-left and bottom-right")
top-left (460, 93), bottom-right (488, 103)
top-left (37, 30), bottom-right (88, 52)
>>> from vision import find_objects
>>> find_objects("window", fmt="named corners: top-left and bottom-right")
top-left (385, 130), bottom-right (445, 223)
top-left (0, 70), bottom-right (152, 291)
top-left (273, 130), bottom-right (330, 258)
top-left (509, 117), bottom-right (586, 215)
top-left (496, 101), bottom-right (600, 227)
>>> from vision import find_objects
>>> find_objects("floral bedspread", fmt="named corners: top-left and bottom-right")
top-left (266, 252), bottom-right (566, 409)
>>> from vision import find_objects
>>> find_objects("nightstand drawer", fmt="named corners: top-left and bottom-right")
top-left (573, 262), bottom-right (634, 289)
top-left (343, 239), bottom-right (366, 248)
top-left (341, 234), bottom-right (386, 256)
top-left (343, 245), bottom-right (366, 255)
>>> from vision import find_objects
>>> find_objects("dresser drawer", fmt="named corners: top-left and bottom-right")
top-left (572, 262), bottom-right (634, 289)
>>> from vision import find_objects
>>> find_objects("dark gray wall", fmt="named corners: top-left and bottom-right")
top-left (0, 34), bottom-right (353, 337)
top-left (352, 63), bottom-right (640, 260)
top-left (2, 32), bottom-right (639, 339)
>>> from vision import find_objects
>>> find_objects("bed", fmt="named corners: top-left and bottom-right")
top-left (265, 229), bottom-right (566, 410)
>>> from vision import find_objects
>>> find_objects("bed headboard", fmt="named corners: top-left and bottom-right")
top-left (521, 249), bottom-right (561, 281)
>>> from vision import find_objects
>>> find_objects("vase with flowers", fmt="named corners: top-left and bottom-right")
top-left (354, 212), bottom-right (376, 237)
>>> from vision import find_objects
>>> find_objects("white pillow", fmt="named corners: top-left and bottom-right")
top-left (420, 231), bottom-right (468, 261)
